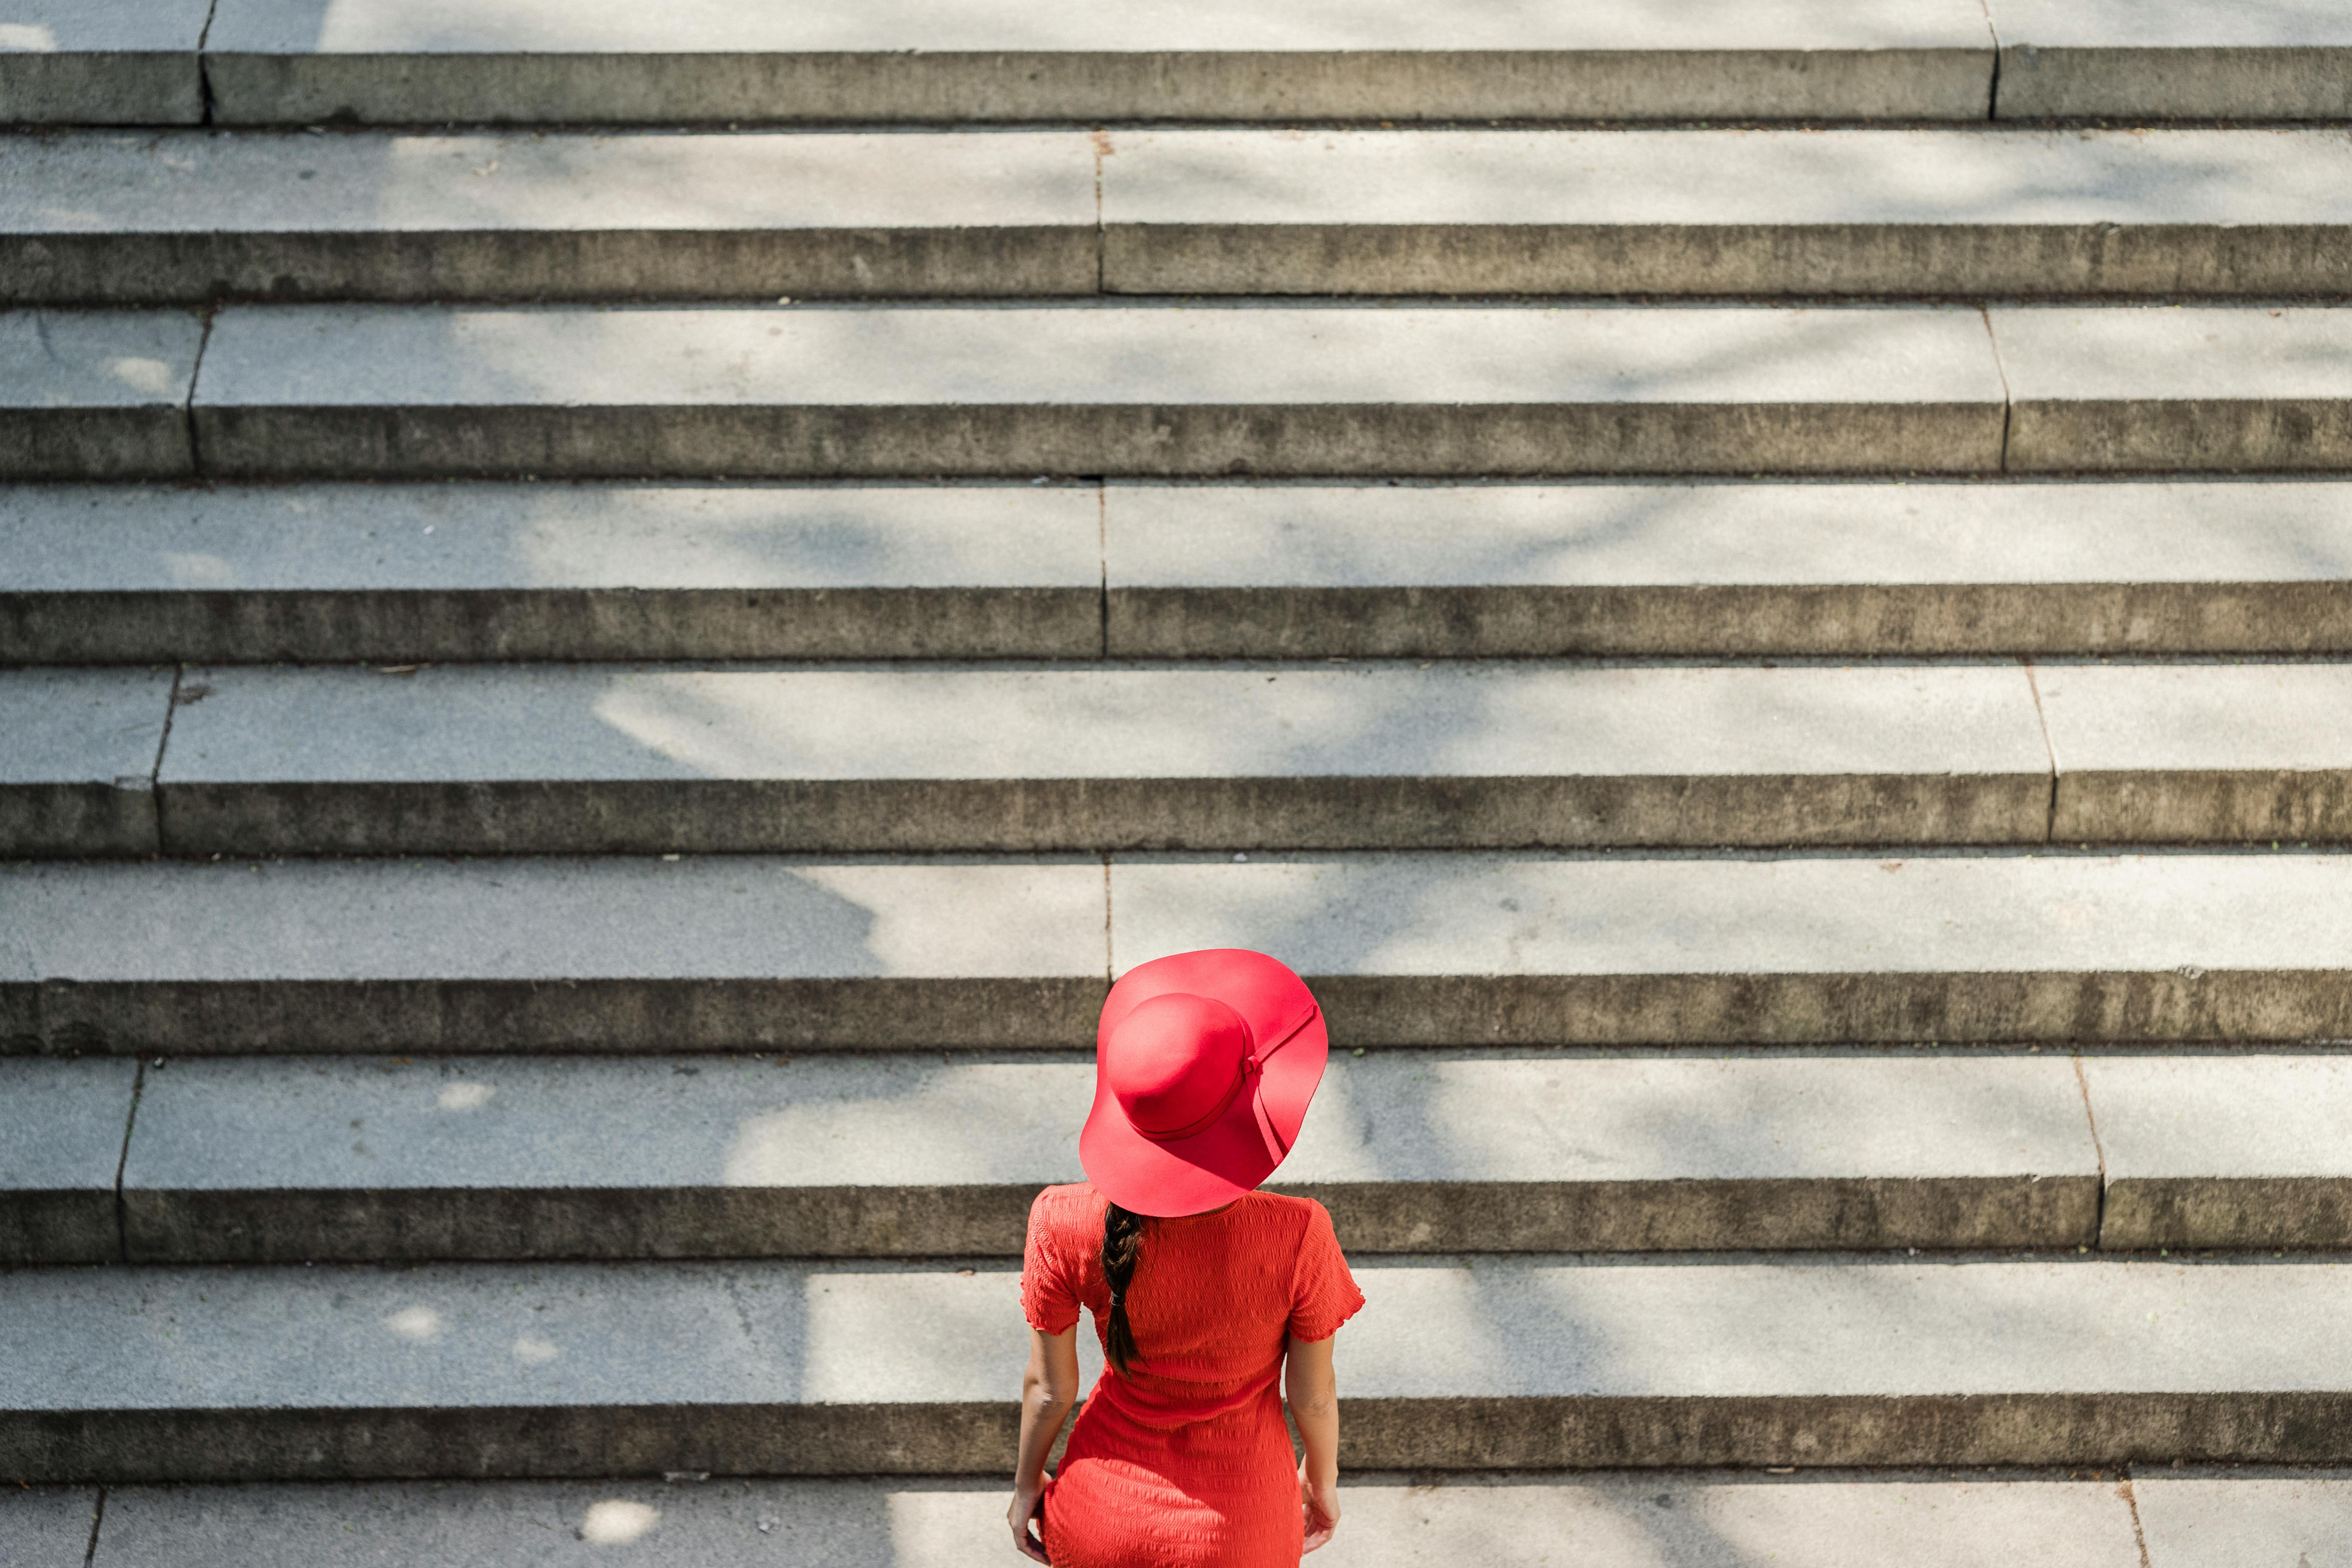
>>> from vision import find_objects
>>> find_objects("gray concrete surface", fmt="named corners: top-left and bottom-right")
top-left (187, 304), bottom-right (2009, 479)
top-left (0, 666), bottom-right (172, 856)
top-left (1104, 481), bottom-right (2352, 658)
top-left (1107, 128), bottom-right (2352, 297)
top-left (2135, 1471), bottom-right (2352, 1568)
top-left (1992, 0), bottom-right (2352, 121)
top-left (150, 662), bottom-right (2053, 854)
top-left (0, 132), bottom-right (1097, 304)
top-left (0, 856), bottom-right (1108, 1055)
top-left (1110, 851), bottom-right (2352, 1045)
top-left (12, 1254), bottom-right (2352, 1478)
top-left (105, 1051), bottom-right (2096, 1262)
top-left (0, 309), bottom-right (199, 479)
top-left (2084, 1055), bottom-right (2352, 1249)
top-left (199, 0), bottom-right (1995, 124)
top-left (0, 482), bottom-right (1104, 662)
top-left (0, 1488), bottom-right (97, 1568)
top-left (0, 0), bottom-right (207, 124)
top-left (1992, 307), bottom-right (2352, 473)
top-left (2041, 663), bottom-right (2352, 844)
top-left (79, 1472), bottom-right (2149, 1568)
top-left (0, 1056), bottom-right (136, 1265)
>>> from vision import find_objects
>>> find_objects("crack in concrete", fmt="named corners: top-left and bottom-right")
top-left (2021, 658), bottom-right (2058, 845)
top-left (113, 1059), bottom-right (148, 1265)
top-left (2072, 1051), bottom-right (2111, 1252)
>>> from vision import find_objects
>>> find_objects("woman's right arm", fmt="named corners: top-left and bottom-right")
top-left (1009, 1324), bottom-right (1080, 1562)
top-left (1284, 1331), bottom-right (1341, 1553)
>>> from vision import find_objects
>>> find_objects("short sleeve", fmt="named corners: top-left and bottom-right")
top-left (1021, 1192), bottom-right (1082, 1335)
top-left (1287, 1202), bottom-right (1365, 1342)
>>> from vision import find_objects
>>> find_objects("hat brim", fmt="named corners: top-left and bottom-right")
top-left (1080, 949), bottom-right (1329, 1218)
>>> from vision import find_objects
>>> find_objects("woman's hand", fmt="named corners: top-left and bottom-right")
top-left (1009, 1484), bottom-right (1049, 1563)
top-left (1300, 1464), bottom-right (1341, 1553)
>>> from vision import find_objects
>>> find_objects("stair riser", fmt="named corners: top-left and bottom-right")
top-left (12, 1392), bottom-right (2352, 1483)
top-left (0, 411), bottom-right (187, 482)
top-left (100, 1177), bottom-right (2099, 1265)
top-left (14, 227), bottom-right (2352, 306)
top-left (10, 972), bottom-right (2352, 1056)
top-left (200, 52), bottom-right (1995, 128)
top-left (139, 776), bottom-right (2056, 857)
top-left (183, 404), bottom-right (2004, 482)
top-left (0, 588), bottom-right (1104, 664)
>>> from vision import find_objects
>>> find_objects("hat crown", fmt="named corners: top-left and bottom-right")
top-left (1103, 992), bottom-right (1250, 1138)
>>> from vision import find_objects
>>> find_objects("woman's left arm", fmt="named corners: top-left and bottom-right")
top-left (1009, 1324), bottom-right (1081, 1562)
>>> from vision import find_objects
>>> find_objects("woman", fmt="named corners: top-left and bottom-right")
top-left (1008, 948), bottom-right (1362, 1566)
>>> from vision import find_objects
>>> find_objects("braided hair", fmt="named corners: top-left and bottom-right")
top-left (1100, 1202), bottom-right (1145, 1374)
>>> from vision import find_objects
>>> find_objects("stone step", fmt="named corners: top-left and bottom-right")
top-left (14, 1470), bottom-right (2260, 1568)
top-left (11, 1252), bottom-right (2352, 1480)
top-left (9, 851), bottom-right (2352, 1056)
top-left (0, 1), bottom-right (209, 126)
top-left (1990, 0), bottom-right (2352, 122)
top-left (193, 0), bottom-right (2004, 127)
top-left (15, 128), bottom-right (2352, 306)
top-left (69, 1051), bottom-right (2106, 1262)
top-left (26, 1050), bottom-right (2352, 1265)
top-left (0, 309), bottom-right (198, 480)
top-left (124, 661), bottom-right (2061, 855)
top-left (15, 303), bottom-right (2348, 483)
top-left (20, 660), bottom-right (2352, 858)
top-left (12, 481), bottom-right (2352, 664)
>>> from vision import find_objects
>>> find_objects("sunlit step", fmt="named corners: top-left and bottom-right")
top-left (10, 1253), bottom-right (2352, 1480)
top-left (13, 128), bottom-right (2352, 305)
top-left (11, 852), bottom-right (2352, 1056)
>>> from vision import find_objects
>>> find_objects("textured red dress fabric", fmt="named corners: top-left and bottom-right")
top-left (1022, 1183), bottom-right (1365, 1568)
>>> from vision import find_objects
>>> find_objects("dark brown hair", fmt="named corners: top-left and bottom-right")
top-left (1101, 1203), bottom-right (1145, 1374)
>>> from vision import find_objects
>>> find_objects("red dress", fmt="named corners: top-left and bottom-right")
top-left (1021, 1184), bottom-right (1365, 1568)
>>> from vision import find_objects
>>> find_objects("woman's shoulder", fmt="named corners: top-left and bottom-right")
top-left (1240, 1190), bottom-right (1336, 1237)
top-left (1027, 1182), bottom-right (1107, 1235)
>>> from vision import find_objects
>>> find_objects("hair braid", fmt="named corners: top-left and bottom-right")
top-left (1100, 1202), bottom-right (1145, 1375)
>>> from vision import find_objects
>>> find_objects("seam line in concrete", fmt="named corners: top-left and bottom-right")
top-left (2072, 1051), bottom-right (2111, 1251)
top-left (2021, 658), bottom-right (2057, 845)
top-left (1091, 129), bottom-right (1110, 296)
top-left (80, 1484), bottom-right (106, 1568)
top-left (196, 0), bottom-right (223, 125)
top-left (1096, 483), bottom-right (1110, 658)
top-left (1978, 305), bottom-right (2015, 473)
top-left (1977, 0), bottom-right (2003, 120)
top-left (1102, 852), bottom-right (1115, 984)
top-left (149, 666), bottom-right (183, 790)
top-left (184, 308), bottom-right (216, 477)
top-left (2119, 1473), bottom-right (2154, 1568)
top-left (111, 1059), bottom-right (146, 1266)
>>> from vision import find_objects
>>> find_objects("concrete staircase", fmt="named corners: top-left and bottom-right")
top-left (9, 1), bottom-right (2352, 1562)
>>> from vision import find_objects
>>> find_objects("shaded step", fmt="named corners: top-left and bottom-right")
top-left (17, 128), bottom-right (2352, 306)
top-left (0, 132), bottom-right (1099, 306)
top-left (11, 1252), bottom-right (2352, 1480)
top-left (1992, 0), bottom-right (2352, 122)
top-left (0, 666), bottom-right (171, 857)
top-left (19, 1472), bottom-right (2175, 1567)
top-left (85, 1051), bottom-right (2098, 1262)
top-left (9, 851), bottom-right (2352, 1055)
top-left (0, 1), bottom-right (207, 125)
top-left (2083, 1053), bottom-right (2352, 1249)
top-left (134, 662), bottom-right (2056, 855)
top-left (170, 303), bottom-right (2011, 482)
top-left (0, 310), bottom-right (198, 479)
top-left (0, 1057), bottom-right (136, 1265)
top-left (197, 0), bottom-right (1999, 126)
top-left (1992, 306), bottom-right (2352, 473)
top-left (1108, 481), bottom-right (2352, 659)
top-left (0, 855), bottom-right (1110, 1056)
top-left (1102, 128), bottom-right (2352, 299)
top-left (0, 482), bottom-right (1107, 664)
top-left (15, 480), bottom-right (2352, 664)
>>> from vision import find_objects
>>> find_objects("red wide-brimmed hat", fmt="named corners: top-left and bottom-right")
top-left (1080, 948), bottom-right (1329, 1218)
